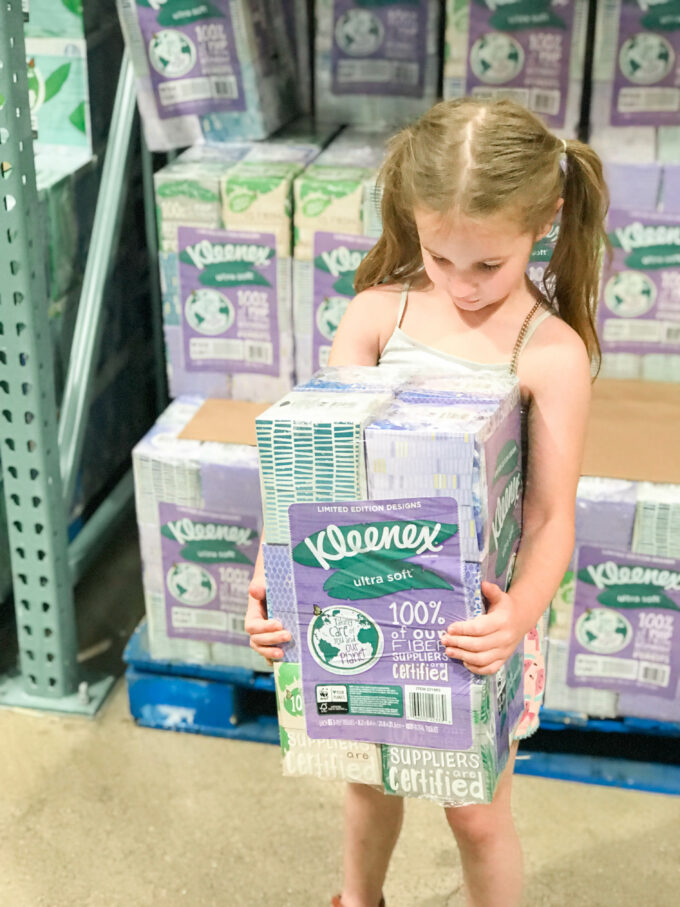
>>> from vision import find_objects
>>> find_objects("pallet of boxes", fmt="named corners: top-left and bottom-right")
top-left (257, 366), bottom-right (527, 806)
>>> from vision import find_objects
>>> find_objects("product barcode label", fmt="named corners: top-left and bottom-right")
top-left (172, 607), bottom-right (228, 632)
top-left (404, 685), bottom-right (453, 725)
top-left (245, 341), bottom-right (274, 365)
top-left (530, 88), bottom-right (561, 117)
top-left (210, 76), bottom-right (239, 99)
top-left (603, 319), bottom-right (662, 344)
top-left (472, 86), bottom-right (530, 107)
top-left (158, 77), bottom-right (215, 107)
top-left (618, 87), bottom-right (680, 114)
top-left (190, 337), bottom-right (244, 361)
top-left (227, 613), bottom-right (247, 635)
top-left (574, 654), bottom-right (638, 680)
top-left (337, 60), bottom-right (419, 86)
top-left (638, 662), bottom-right (670, 688)
top-left (664, 325), bottom-right (680, 345)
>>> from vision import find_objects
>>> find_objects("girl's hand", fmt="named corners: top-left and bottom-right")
top-left (245, 577), bottom-right (291, 666)
top-left (439, 581), bottom-right (526, 675)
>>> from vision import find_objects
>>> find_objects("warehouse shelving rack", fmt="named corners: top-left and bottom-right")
top-left (0, 0), bottom-right (165, 715)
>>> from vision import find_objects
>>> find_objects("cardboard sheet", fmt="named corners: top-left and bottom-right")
top-left (179, 399), bottom-right (270, 447)
top-left (583, 380), bottom-right (680, 484)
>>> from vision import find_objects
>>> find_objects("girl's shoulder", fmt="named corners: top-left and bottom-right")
top-left (519, 311), bottom-right (592, 399)
top-left (329, 283), bottom-right (405, 366)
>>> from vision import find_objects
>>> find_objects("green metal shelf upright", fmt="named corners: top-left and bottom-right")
top-left (0, 0), bottom-right (164, 715)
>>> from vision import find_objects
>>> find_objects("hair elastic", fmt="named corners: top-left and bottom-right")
top-left (559, 138), bottom-right (568, 174)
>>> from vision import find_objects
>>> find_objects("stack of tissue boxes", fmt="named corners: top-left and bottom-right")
top-left (546, 476), bottom-right (680, 723)
top-left (443, 0), bottom-right (589, 137)
top-left (590, 1), bottom-right (679, 214)
top-left (292, 129), bottom-right (392, 384)
top-left (116, 0), bottom-right (299, 151)
top-left (258, 367), bottom-right (525, 805)
top-left (314, 0), bottom-right (441, 127)
top-left (133, 397), bottom-right (266, 670)
top-left (597, 209), bottom-right (680, 382)
top-left (156, 131), bottom-right (330, 400)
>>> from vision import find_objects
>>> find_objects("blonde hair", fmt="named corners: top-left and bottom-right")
top-left (355, 98), bottom-right (609, 369)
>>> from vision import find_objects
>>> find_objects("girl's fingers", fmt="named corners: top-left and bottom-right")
top-left (250, 641), bottom-right (284, 661)
top-left (441, 632), bottom-right (504, 653)
top-left (250, 629), bottom-right (291, 648)
top-left (464, 659), bottom-right (505, 676)
top-left (444, 646), bottom-right (504, 667)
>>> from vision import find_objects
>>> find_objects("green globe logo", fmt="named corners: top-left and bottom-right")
top-left (604, 271), bottom-right (656, 318)
top-left (619, 33), bottom-right (674, 86)
top-left (575, 608), bottom-right (632, 655)
top-left (308, 605), bottom-right (383, 675)
top-left (470, 33), bottom-right (525, 85)
top-left (185, 288), bottom-right (234, 335)
top-left (316, 295), bottom-right (349, 342)
top-left (335, 10), bottom-right (384, 57)
top-left (166, 563), bottom-right (216, 607)
top-left (149, 29), bottom-right (197, 79)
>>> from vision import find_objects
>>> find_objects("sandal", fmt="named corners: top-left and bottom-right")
top-left (331, 897), bottom-right (385, 906)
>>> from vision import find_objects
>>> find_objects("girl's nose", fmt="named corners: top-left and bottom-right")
top-left (447, 272), bottom-right (478, 300)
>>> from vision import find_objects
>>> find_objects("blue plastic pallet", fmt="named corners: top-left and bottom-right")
top-left (515, 750), bottom-right (680, 796)
top-left (124, 622), bottom-right (278, 745)
top-left (539, 708), bottom-right (680, 738)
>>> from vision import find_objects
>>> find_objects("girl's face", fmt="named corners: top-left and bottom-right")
top-left (414, 206), bottom-right (544, 313)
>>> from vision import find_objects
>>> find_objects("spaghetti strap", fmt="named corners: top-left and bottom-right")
top-left (396, 284), bottom-right (409, 329)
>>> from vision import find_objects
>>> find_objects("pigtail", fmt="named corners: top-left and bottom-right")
top-left (544, 140), bottom-right (610, 374)
top-left (354, 130), bottom-right (424, 293)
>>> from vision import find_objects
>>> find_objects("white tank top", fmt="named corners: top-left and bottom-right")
top-left (379, 284), bottom-right (554, 374)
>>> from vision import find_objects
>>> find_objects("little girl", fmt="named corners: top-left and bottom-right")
top-left (246, 98), bottom-right (608, 907)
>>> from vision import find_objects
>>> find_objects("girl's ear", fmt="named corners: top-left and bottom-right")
top-left (535, 198), bottom-right (564, 242)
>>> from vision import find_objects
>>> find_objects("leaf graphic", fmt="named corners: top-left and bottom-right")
top-left (228, 192), bottom-right (256, 212)
top-left (332, 273), bottom-right (357, 297)
top-left (157, 180), bottom-right (217, 201)
top-left (323, 556), bottom-right (454, 601)
top-left (302, 196), bottom-right (330, 217)
top-left (45, 63), bottom-right (71, 103)
top-left (158, 0), bottom-right (224, 27)
top-left (69, 101), bottom-right (86, 133)
top-left (62, 0), bottom-right (83, 14)
top-left (493, 441), bottom-right (519, 485)
top-left (596, 588), bottom-right (680, 611)
top-left (199, 264), bottom-right (271, 288)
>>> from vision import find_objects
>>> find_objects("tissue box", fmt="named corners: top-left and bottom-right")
top-left (259, 369), bottom-right (524, 804)
top-left (592, 0), bottom-right (680, 130)
top-left (25, 36), bottom-right (91, 151)
top-left (597, 209), bottom-right (680, 382)
top-left (133, 397), bottom-right (268, 669)
top-left (314, 0), bottom-right (441, 127)
top-left (116, 0), bottom-right (299, 151)
top-left (293, 129), bottom-right (391, 383)
top-left (157, 132), bottom-right (330, 400)
top-left (274, 662), bottom-right (383, 784)
top-left (566, 545), bottom-right (680, 703)
top-left (443, 0), bottom-right (588, 136)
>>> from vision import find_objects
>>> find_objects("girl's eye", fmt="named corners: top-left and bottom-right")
top-left (478, 262), bottom-right (501, 272)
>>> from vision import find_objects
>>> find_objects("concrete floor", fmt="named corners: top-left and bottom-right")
top-left (2, 521), bottom-right (680, 907)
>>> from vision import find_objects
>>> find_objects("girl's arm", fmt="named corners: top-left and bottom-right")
top-left (441, 323), bottom-right (592, 674)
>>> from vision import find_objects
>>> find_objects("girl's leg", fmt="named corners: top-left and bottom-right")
top-left (340, 781), bottom-right (404, 907)
top-left (444, 743), bottom-right (523, 907)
